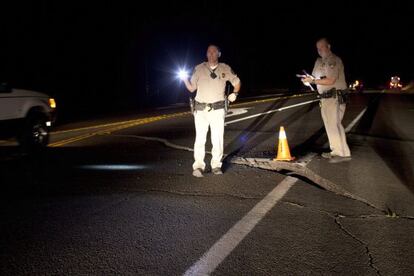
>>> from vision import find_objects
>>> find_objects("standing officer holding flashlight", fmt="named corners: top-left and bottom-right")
top-left (182, 44), bottom-right (241, 177)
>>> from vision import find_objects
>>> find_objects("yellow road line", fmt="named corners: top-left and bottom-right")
top-left (52, 115), bottom-right (169, 134)
top-left (52, 94), bottom-right (310, 135)
top-left (49, 113), bottom-right (189, 147)
top-left (49, 133), bottom-right (98, 147)
top-left (52, 112), bottom-right (190, 134)
top-left (232, 93), bottom-right (311, 108)
top-left (49, 94), bottom-right (309, 147)
top-left (52, 120), bottom-right (139, 134)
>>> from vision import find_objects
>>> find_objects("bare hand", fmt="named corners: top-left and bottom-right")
top-left (228, 93), bottom-right (238, 102)
top-left (302, 77), bottom-right (313, 84)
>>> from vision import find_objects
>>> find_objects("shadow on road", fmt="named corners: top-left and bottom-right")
top-left (352, 95), bottom-right (414, 193)
top-left (223, 100), bottom-right (319, 171)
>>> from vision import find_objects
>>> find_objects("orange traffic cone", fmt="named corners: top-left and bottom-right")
top-left (274, 126), bottom-right (295, 161)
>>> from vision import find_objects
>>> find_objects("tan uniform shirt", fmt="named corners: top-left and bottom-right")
top-left (190, 62), bottom-right (241, 103)
top-left (312, 53), bottom-right (347, 93)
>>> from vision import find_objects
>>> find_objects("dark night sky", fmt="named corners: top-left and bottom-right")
top-left (1, 1), bottom-right (413, 118)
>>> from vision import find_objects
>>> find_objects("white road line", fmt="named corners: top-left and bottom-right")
top-left (184, 176), bottom-right (297, 276)
top-left (345, 107), bottom-right (368, 133)
top-left (183, 104), bottom-right (369, 276)
top-left (225, 99), bottom-right (319, 126)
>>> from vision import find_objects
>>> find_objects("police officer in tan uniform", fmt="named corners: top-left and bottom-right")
top-left (302, 38), bottom-right (351, 161)
top-left (182, 45), bottom-right (241, 177)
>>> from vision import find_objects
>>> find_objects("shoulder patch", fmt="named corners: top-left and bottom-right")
top-left (328, 60), bottom-right (337, 68)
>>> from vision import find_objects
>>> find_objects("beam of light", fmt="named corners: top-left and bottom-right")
top-left (177, 68), bottom-right (189, 80)
top-left (77, 164), bottom-right (148, 171)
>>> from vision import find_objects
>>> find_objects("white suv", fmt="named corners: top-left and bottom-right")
top-left (0, 83), bottom-right (56, 149)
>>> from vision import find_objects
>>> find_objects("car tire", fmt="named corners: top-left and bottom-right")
top-left (18, 114), bottom-right (50, 151)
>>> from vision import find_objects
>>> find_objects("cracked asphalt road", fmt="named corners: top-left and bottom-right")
top-left (1, 93), bottom-right (413, 275)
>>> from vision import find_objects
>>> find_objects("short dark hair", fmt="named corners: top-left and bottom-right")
top-left (317, 37), bottom-right (330, 45)
top-left (207, 44), bottom-right (220, 52)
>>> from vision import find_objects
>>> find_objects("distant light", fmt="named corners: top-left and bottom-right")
top-left (389, 76), bottom-right (402, 89)
top-left (46, 121), bottom-right (52, 127)
top-left (49, 98), bottom-right (57, 109)
top-left (177, 68), bottom-right (189, 80)
top-left (78, 164), bottom-right (147, 171)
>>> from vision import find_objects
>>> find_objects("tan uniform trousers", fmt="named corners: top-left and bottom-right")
top-left (320, 98), bottom-right (351, 157)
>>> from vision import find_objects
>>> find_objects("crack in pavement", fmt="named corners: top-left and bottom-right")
top-left (128, 188), bottom-right (263, 200)
top-left (231, 157), bottom-right (384, 212)
top-left (282, 201), bottom-right (382, 275)
top-left (47, 191), bottom-right (261, 236)
top-left (283, 201), bottom-right (414, 221)
top-left (282, 201), bottom-right (385, 219)
top-left (282, 200), bottom-right (414, 220)
top-left (109, 134), bottom-right (385, 213)
top-left (109, 134), bottom-right (202, 154)
top-left (333, 215), bottom-right (382, 276)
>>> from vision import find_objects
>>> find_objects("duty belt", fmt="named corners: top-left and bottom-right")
top-left (319, 90), bottom-right (336, 99)
top-left (194, 100), bottom-right (226, 111)
top-left (318, 88), bottom-right (350, 104)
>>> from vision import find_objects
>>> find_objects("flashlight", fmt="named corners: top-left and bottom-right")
top-left (177, 68), bottom-right (189, 80)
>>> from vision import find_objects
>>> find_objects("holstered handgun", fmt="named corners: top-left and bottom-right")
top-left (337, 89), bottom-right (350, 105)
top-left (189, 97), bottom-right (195, 115)
top-left (224, 82), bottom-right (230, 115)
